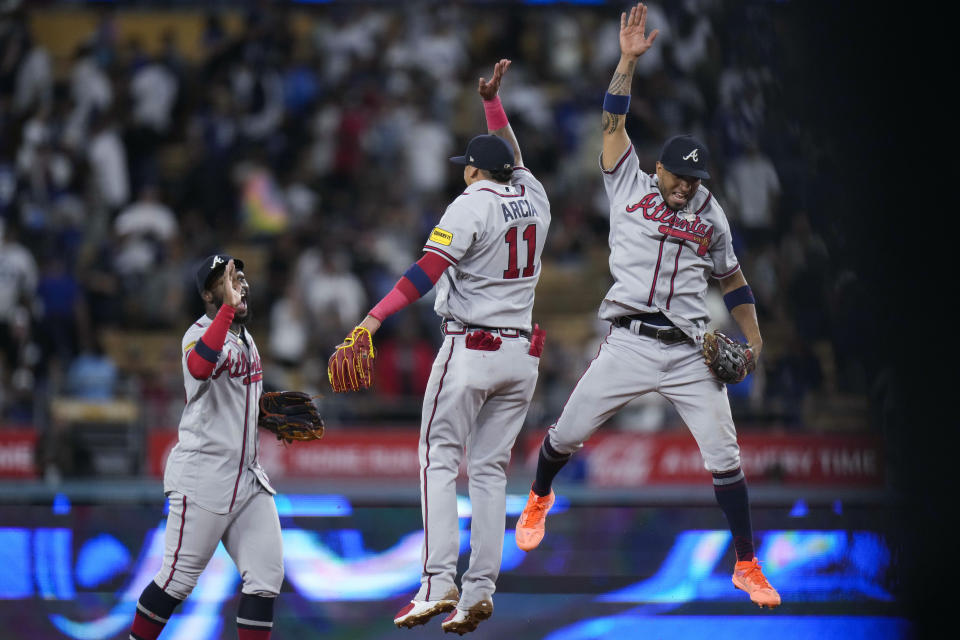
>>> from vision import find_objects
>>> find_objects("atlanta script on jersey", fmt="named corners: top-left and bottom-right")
top-left (599, 145), bottom-right (740, 342)
top-left (165, 315), bottom-right (275, 514)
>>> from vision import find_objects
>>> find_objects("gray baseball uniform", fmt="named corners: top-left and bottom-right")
top-left (155, 316), bottom-right (283, 601)
top-left (547, 145), bottom-right (742, 473)
top-left (416, 165), bottom-right (551, 608)
top-left (517, 8), bottom-right (778, 607)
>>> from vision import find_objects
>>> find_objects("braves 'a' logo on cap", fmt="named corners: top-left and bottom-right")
top-left (682, 149), bottom-right (700, 162)
top-left (210, 255), bottom-right (225, 269)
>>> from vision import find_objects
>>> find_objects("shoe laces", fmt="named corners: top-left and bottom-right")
top-left (739, 559), bottom-right (772, 589)
top-left (519, 495), bottom-right (550, 526)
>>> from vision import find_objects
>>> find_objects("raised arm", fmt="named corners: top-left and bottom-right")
top-left (478, 58), bottom-right (523, 168)
top-left (601, 2), bottom-right (659, 170)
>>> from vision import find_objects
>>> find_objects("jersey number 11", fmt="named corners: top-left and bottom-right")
top-left (503, 224), bottom-right (537, 279)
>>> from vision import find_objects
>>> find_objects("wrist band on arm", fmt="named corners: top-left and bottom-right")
top-left (723, 285), bottom-right (755, 311)
top-left (603, 92), bottom-right (630, 114)
top-left (483, 96), bottom-right (509, 130)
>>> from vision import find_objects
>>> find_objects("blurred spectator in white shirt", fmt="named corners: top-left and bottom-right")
top-left (402, 105), bottom-right (453, 196)
top-left (295, 247), bottom-right (367, 339)
top-left (130, 58), bottom-right (178, 135)
top-left (724, 142), bottom-right (781, 244)
top-left (0, 219), bottom-right (38, 369)
top-left (87, 111), bottom-right (129, 212)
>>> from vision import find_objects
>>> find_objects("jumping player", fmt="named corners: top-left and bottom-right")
top-left (129, 255), bottom-right (283, 640)
top-left (331, 59), bottom-right (551, 634)
top-left (515, 3), bottom-right (781, 609)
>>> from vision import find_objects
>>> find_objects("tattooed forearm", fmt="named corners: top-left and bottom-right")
top-left (601, 58), bottom-right (635, 138)
top-left (607, 72), bottom-right (630, 95)
top-left (601, 112), bottom-right (622, 134)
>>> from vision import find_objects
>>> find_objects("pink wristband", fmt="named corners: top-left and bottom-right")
top-left (483, 96), bottom-right (509, 130)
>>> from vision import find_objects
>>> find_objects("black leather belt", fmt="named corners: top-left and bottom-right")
top-left (613, 315), bottom-right (691, 345)
top-left (442, 320), bottom-right (530, 340)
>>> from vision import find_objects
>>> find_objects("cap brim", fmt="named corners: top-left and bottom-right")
top-left (661, 163), bottom-right (710, 180)
top-left (449, 155), bottom-right (468, 165)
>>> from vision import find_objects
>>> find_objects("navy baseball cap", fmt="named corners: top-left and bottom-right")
top-left (658, 134), bottom-right (711, 180)
top-left (450, 135), bottom-right (514, 172)
top-left (195, 254), bottom-right (244, 295)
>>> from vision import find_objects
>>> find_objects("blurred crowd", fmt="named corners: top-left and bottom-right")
top-left (0, 0), bottom-right (880, 460)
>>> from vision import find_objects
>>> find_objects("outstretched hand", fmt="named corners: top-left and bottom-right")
top-left (620, 2), bottom-right (659, 59)
top-left (221, 259), bottom-right (242, 308)
top-left (478, 58), bottom-right (511, 101)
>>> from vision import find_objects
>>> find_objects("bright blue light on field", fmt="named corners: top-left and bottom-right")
top-left (544, 615), bottom-right (912, 640)
top-left (0, 529), bottom-right (31, 598)
top-left (282, 528), bottom-right (429, 600)
top-left (35, 528), bottom-right (75, 600)
top-left (789, 498), bottom-right (808, 517)
top-left (455, 493), bottom-right (570, 518)
top-left (600, 530), bottom-right (730, 603)
top-left (53, 493), bottom-right (71, 515)
top-left (50, 607), bottom-right (137, 640)
top-left (274, 494), bottom-right (352, 517)
top-left (602, 529), bottom-right (894, 605)
top-left (0, 496), bottom-right (904, 640)
top-left (76, 534), bottom-right (131, 588)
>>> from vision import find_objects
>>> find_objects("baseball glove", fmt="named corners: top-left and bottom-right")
top-left (258, 391), bottom-right (325, 443)
top-left (702, 331), bottom-right (755, 384)
top-left (327, 326), bottom-right (376, 392)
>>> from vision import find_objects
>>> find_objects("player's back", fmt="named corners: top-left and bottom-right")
top-left (425, 167), bottom-right (551, 331)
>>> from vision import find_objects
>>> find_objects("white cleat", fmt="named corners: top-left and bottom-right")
top-left (441, 599), bottom-right (493, 635)
top-left (393, 588), bottom-right (459, 628)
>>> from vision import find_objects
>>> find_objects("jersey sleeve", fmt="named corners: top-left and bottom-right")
top-left (423, 198), bottom-right (484, 266)
top-left (182, 323), bottom-right (211, 372)
top-left (510, 166), bottom-right (545, 194)
top-left (181, 314), bottom-right (232, 380)
top-left (707, 198), bottom-right (741, 279)
top-left (600, 144), bottom-right (643, 207)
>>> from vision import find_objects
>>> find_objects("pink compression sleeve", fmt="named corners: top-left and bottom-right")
top-left (483, 96), bottom-right (509, 130)
top-left (368, 252), bottom-right (449, 322)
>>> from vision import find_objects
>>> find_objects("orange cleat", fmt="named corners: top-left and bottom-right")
top-left (732, 557), bottom-right (781, 608)
top-left (515, 490), bottom-right (555, 551)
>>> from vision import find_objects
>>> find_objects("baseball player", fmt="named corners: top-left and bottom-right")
top-left (515, 3), bottom-right (781, 609)
top-left (129, 255), bottom-right (283, 640)
top-left (331, 59), bottom-right (551, 634)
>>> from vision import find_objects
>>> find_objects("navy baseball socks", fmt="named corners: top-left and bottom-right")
top-left (237, 593), bottom-right (275, 639)
top-left (129, 581), bottom-right (182, 640)
top-left (713, 467), bottom-right (781, 608)
top-left (712, 467), bottom-right (755, 561)
top-left (531, 436), bottom-right (571, 497)
top-left (516, 436), bottom-right (568, 551)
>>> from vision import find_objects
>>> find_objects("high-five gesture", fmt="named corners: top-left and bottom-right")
top-left (220, 259), bottom-right (242, 308)
top-left (478, 58), bottom-right (511, 101)
top-left (477, 57), bottom-right (523, 166)
top-left (620, 2), bottom-right (659, 60)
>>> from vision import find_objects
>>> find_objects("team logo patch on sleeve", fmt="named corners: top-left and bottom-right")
top-left (429, 227), bottom-right (454, 246)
